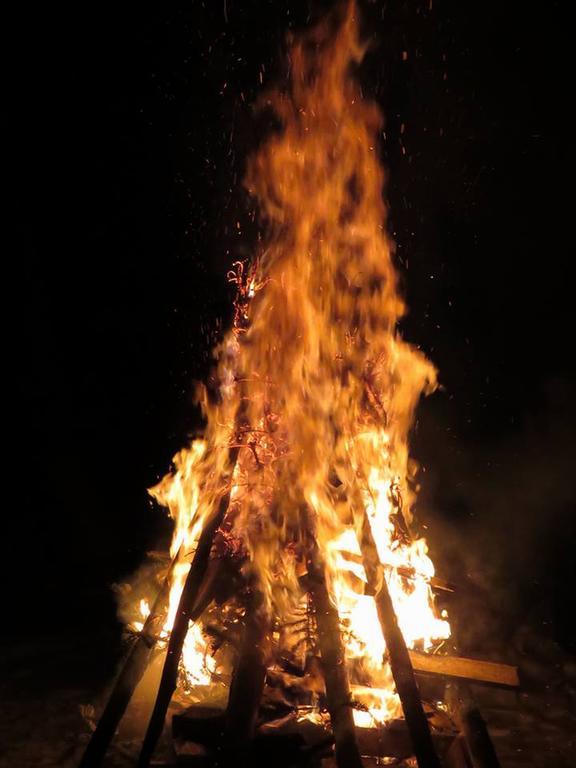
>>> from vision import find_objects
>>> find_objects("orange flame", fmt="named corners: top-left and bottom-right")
top-left (138, 0), bottom-right (450, 723)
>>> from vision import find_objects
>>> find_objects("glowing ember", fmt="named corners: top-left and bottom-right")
top-left (130, 0), bottom-right (450, 726)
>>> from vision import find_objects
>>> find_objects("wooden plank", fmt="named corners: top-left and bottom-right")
top-left (409, 651), bottom-right (519, 688)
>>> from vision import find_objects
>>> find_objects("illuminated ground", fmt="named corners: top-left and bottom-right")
top-left (1, 623), bottom-right (574, 768)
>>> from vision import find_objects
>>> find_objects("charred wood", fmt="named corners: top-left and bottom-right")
top-left (305, 511), bottom-right (364, 768)
top-left (78, 545), bottom-right (214, 768)
top-left (221, 591), bottom-right (271, 765)
top-left (136, 447), bottom-right (240, 768)
top-left (355, 506), bottom-right (442, 768)
top-left (174, 707), bottom-right (457, 764)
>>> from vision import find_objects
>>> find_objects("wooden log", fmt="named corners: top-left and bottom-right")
top-left (136, 447), bottom-right (240, 768)
top-left (407, 572), bottom-right (455, 594)
top-left (409, 651), bottom-right (519, 688)
top-left (304, 511), bottom-right (364, 768)
top-left (257, 713), bottom-right (455, 761)
top-left (447, 682), bottom-right (502, 768)
top-left (372, 577), bottom-right (443, 768)
top-left (174, 707), bottom-right (457, 762)
top-left (79, 547), bottom-right (179, 768)
top-left (79, 552), bottom-right (220, 768)
top-left (172, 706), bottom-right (225, 746)
top-left (221, 591), bottom-right (271, 765)
top-left (305, 556), bottom-right (455, 595)
top-left (355, 508), bottom-right (442, 768)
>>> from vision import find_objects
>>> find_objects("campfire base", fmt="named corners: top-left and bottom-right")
top-left (171, 704), bottom-right (459, 767)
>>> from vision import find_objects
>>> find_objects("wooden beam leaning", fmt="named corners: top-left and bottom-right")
top-left (136, 444), bottom-right (241, 768)
top-left (409, 651), bottom-right (519, 688)
top-left (304, 509), bottom-right (364, 768)
top-left (355, 508), bottom-right (442, 768)
top-left (79, 511), bottom-right (225, 768)
top-left (221, 590), bottom-right (271, 766)
top-left (79, 547), bottom-right (180, 768)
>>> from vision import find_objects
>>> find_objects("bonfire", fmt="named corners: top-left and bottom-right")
top-left (81, 4), bottom-right (519, 768)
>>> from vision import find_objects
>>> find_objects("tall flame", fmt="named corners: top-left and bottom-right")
top-left (138, 1), bottom-right (449, 724)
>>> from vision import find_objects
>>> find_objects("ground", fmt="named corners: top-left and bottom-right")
top-left (1, 623), bottom-right (574, 768)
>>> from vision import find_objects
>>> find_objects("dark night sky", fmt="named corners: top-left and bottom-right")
top-left (9, 1), bottom-right (575, 650)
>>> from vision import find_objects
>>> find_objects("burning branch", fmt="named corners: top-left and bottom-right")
top-left (136, 439), bottom-right (242, 768)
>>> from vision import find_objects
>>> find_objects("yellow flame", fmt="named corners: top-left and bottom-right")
top-left (134, 0), bottom-right (450, 723)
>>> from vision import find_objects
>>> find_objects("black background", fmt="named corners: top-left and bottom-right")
top-left (10, 1), bottom-right (575, 651)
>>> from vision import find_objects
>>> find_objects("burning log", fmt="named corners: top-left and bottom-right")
top-left (276, 600), bottom-right (310, 675)
top-left (221, 590), bottom-right (271, 764)
top-left (409, 651), bottom-right (519, 689)
top-left (87, 7), bottom-right (512, 768)
top-left (341, 557), bottom-right (455, 595)
top-left (173, 706), bottom-right (458, 764)
top-left (305, 509), bottom-right (364, 768)
top-left (136, 446), bottom-right (240, 768)
top-left (355, 506), bottom-right (443, 768)
top-left (371, 578), bottom-right (443, 768)
top-left (418, 573), bottom-right (455, 594)
top-left (79, 546), bottom-right (216, 768)
top-left (260, 713), bottom-right (457, 762)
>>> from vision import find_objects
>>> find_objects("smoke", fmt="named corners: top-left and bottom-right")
top-left (413, 376), bottom-right (576, 654)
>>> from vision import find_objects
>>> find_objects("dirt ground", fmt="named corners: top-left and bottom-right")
top-left (1, 624), bottom-right (574, 768)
